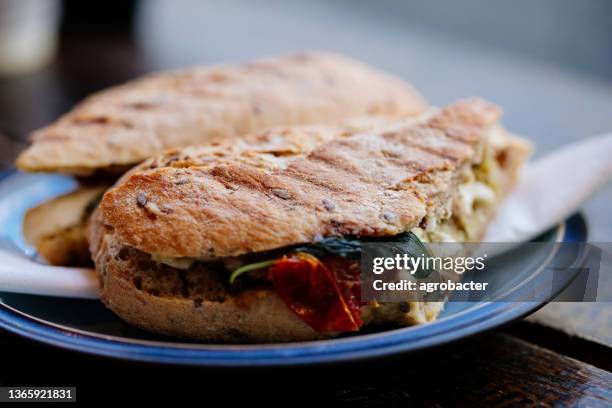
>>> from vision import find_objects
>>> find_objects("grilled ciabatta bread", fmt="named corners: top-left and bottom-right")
top-left (17, 52), bottom-right (426, 176)
top-left (90, 99), bottom-right (531, 342)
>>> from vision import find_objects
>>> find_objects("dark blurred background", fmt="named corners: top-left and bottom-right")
top-left (0, 0), bottom-right (611, 241)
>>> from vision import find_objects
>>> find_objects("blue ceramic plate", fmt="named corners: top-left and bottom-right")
top-left (0, 171), bottom-right (588, 366)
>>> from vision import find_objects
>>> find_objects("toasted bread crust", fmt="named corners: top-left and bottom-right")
top-left (100, 99), bottom-right (501, 259)
top-left (16, 52), bottom-right (426, 174)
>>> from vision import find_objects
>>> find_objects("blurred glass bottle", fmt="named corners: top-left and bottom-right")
top-left (0, 0), bottom-right (61, 77)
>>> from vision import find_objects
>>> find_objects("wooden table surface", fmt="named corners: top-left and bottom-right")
top-left (0, 1), bottom-right (610, 405)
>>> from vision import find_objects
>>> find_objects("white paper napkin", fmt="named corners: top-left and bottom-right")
top-left (1, 133), bottom-right (611, 299)
top-left (485, 132), bottom-right (612, 242)
top-left (0, 249), bottom-right (99, 298)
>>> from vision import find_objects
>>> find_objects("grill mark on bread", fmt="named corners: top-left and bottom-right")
top-left (72, 115), bottom-right (135, 129)
top-left (294, 134), bottom-right (449, 191)
top-left (380, 127), bottom-right (474, 162)
top-left (100, 99), bottom-right (501, 259)
top-left (426, 103), bottom-right (499, 143)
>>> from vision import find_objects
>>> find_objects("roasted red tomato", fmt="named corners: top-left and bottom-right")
top-left (268, 253), bottom-right (362, 332)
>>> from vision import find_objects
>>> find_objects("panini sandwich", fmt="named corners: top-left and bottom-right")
top-left (90, 99), bottom-right (530, 342)
top-left (19, 51), bottom-right (426, 265)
